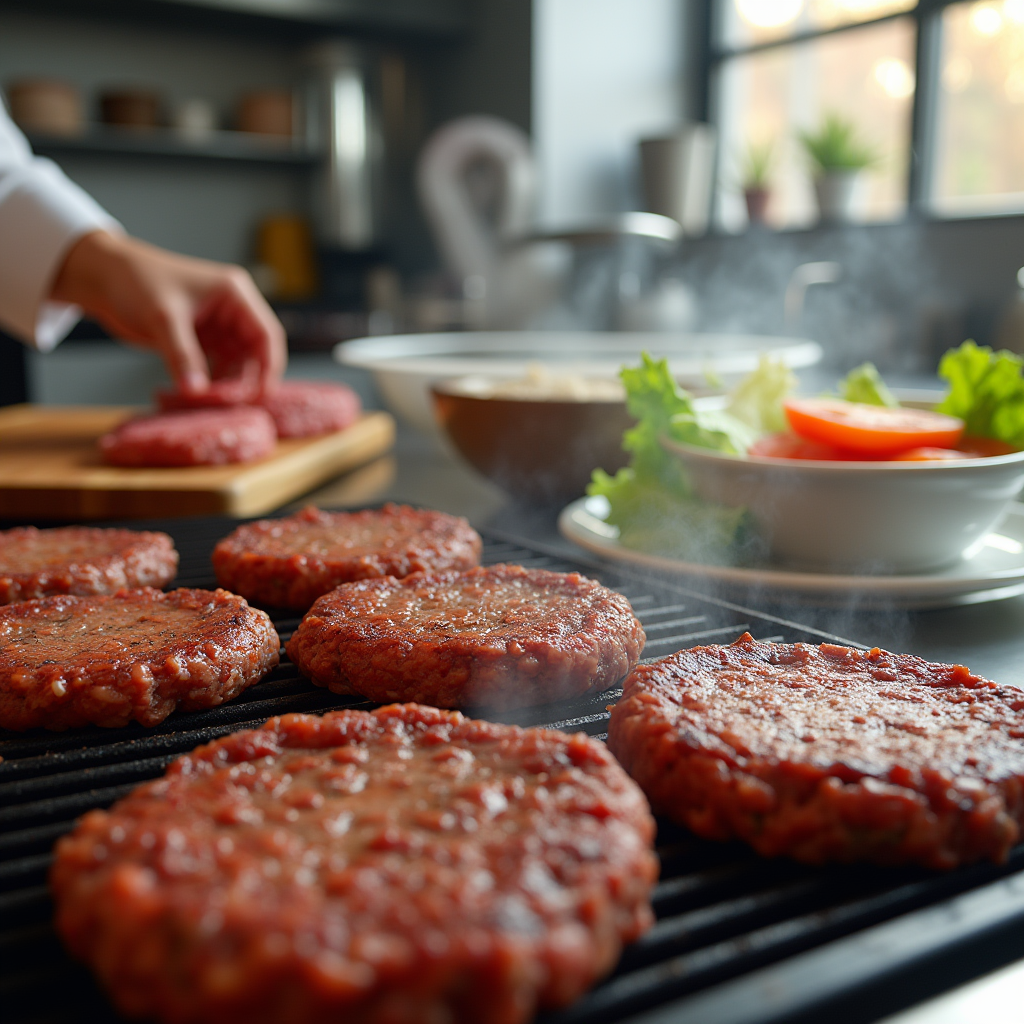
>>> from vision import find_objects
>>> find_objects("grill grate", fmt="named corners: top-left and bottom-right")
top-left (2, 516), bottom-right (1024, 1024)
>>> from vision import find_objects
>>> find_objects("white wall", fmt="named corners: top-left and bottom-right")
top-left (532, 0), bottom-right (689, 228)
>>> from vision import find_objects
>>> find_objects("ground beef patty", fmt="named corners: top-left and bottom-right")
top-left (287, 564), bottom-right (645, 709)
top-left (0, 588), bottom-right (279, 731)
top-left (51, 703), bottom-right (657, 1024)
top-left (259, 380), bottom-right (362, 438)
top-left (213, 504), bottom-right (482, 610)
top-left (100, 407), bottom-right (277, 467)
top-left (608, 633), bottom-right (1024, 870)
top-left (157, 379), bottom-right (361, 438)
top-left (0, 526), bottom-right (178, 604)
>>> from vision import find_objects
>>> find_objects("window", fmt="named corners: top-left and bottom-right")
top-left (710, 0), bottom-right (1024, 229)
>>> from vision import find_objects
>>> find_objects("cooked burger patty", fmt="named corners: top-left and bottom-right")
top-left (0, 526), bottom-right (178, 604)
top-left (608, 632), bottom-right (1024, 870)
top-left (51, 703), bottom-right (657, 1024)
top-left (286, 564), bottom-right (645, 709)
top-left (0, 588), bottom-right (279, 731)
top-left (100, 407), bottom-right (277, 467)
top-left (213, 504), bottom-right (482, 610)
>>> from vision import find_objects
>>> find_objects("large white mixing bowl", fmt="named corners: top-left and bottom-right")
top-left (335, 331), bottom-right (822, 432)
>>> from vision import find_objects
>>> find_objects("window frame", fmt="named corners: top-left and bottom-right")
top-left (700, 0), bottom-right (974, 221)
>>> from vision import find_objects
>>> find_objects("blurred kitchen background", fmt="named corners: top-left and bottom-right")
top-left (2, 0), bottom-right (1024, 407)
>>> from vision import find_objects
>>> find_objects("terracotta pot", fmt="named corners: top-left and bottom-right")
top-left (6, 79), bottom-right (83, 136)
top-left (237, 91), bottom-right (293, 137)
top-left (744, 186), bottom-right (770, 226)
top-left (100, 89), bottom-right (161, 130)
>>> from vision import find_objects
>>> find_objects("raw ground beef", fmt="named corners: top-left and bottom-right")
top-left (0, 526), bottom-right (177, 603)
top-left (157, 379), bottom-right (361, 438)
top-left (0, 587), bottom-right (279, 730)
top-left (50, 703), bottom-right (657, 1024)
top-left (259, 381), bottom-right (361, 438)
top-left (100, 408), bottom-right (276, 467)
top-left (287, 563), bottom-right (646, 709)
top-left (212, 504), bottom-right (482, 610)
top-left (155, 378), bottom-right (258, 411)
top-left (608, 632), bottom-right (1024, 869)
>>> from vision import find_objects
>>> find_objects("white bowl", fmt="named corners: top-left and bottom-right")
top-left (336, 331), bottom-right (822, 433)
top-left (661, 436), bottom-right (1024, 573)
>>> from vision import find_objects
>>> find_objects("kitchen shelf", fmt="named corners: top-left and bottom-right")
top-left (0, 0), bottom-right (469, 39)
top-left (27, 127), bottom-right (320, 166)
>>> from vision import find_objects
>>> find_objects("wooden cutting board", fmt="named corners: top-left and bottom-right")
top-left (0, 405), bottom-right (396, 520)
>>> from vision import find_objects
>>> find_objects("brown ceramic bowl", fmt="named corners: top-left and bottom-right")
top-left (431, 376), bottom-right (634, 503)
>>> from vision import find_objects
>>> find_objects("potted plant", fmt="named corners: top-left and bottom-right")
top-left (740, 140), bottom-right (774, 226)
top-left (798, 112), bottom-right (878, 224)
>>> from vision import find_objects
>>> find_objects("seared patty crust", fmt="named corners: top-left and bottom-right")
top-left (286, 564), bottom-right (645, 709)
top-left (51, 703), bottom-right (657, 1024)
top-left (608, 633), bottom-right (1024, 870)
top-left (0, 588), bottom-right (279, 731)
top-left (0, 526), bottom-right (178, 604)
top-left (212, 504), bottom-right (482, 611)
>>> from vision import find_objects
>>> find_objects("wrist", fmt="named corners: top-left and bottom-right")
top-left (50, 229), bottom-right (128, 308)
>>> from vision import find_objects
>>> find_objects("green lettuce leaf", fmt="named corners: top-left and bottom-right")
top-left (839, 362), bottom-right (899, 407)
top-left (587, 353), bottom-right (753, 562)
top-left (935, 340), bottom-right (1024, 446)
top-left (724, 355), bottom-right (796, 434)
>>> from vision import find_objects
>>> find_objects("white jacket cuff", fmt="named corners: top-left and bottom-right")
top-left (0, 157), bottom-right (121, 348)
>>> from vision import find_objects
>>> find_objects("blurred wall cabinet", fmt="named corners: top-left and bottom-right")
top-left (0, 0), bottom-right (470, 269)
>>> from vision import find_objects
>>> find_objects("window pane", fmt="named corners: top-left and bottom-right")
top-left (933, 1), bottom-right (1024, 215)
top-left (718, 0), bottom-right (916, 50)
top-left (715, 17), bottom-right (915, 230)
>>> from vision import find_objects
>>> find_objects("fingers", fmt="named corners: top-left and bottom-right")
top-left (196, 269), bottom-right (288, 393)
top-left (159, 300), bottom-right (211, 393)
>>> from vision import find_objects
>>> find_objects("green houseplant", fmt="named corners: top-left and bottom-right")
top-left (798, 112), bottom-right (878, 223)
top-left (740, 140), bottom-right (774, 226)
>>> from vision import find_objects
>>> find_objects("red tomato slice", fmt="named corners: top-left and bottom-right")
top-left (783, 398), bottom-right (964, 456)
top-left (748, 433), bottom-right (866, 461)
top-left (891, 446), bottom-right (976, 462)
top-left (956, 436), bottom-right (1017, 458)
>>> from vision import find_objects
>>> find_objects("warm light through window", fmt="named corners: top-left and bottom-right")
top-left (873, 57), bottom-right (915, 97)
top-left (736, 0), bottom-right (803, 29)
top-left (971, 3), bottom-right (1004, 34)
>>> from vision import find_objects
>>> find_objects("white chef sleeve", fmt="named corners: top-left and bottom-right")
top-left (0, 100), bottom-right (122, 350)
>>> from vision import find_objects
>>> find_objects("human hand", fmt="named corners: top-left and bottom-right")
top-left (50, 230), bottom-right (287, 392)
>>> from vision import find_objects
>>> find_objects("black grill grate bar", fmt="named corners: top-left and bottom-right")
top-left (634, 604), bottom-right (690, 621)
top-left (0, 820), bottom-right (77, 859)
top-left (0, 782), bottom-right (145, 830)
top-left (642, 625), bottom-right (751, 649)
top-left (0, 852), bottom-right (51, 891)
top-left (641, 616), bottom-right (707, 632)
top-left (0, 753), bottom-right (181, 806)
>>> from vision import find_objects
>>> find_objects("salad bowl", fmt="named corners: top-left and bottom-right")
top-left (661, 436), bottom-right (1024, 573)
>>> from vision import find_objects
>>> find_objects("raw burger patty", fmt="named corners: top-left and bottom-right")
top-left (100, 407), bottom-right (276, 467)
top-left (155, 378), bottom-right (258, 411)
top-left (51, 703), bottom-right (657, 1024)
top-left (0, 588), bottom-right (279, 731)
top-left (0, 526), bottom-right (178, 603)
top-left (158, 379), bottom-right (361, 438)
top-left (287, 564), bottom-right (646, 708)
top-left (261, 380), bottom-right (361, 438)
top-left (608, 632), bottom-right (1024, 870)
top-left (213, 504), bottom-right (482, 610)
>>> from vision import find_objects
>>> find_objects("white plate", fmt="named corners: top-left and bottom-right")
top-left (559, 495), bottom-right (1024, 609)
top-left (337, 331), bottom-right (822, 432)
